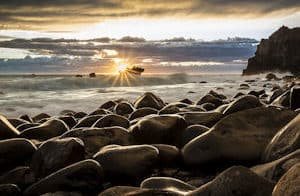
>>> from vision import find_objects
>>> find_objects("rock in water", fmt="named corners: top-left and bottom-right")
top-left (188, 166), bottom-right (275, 196)
top-left (20, 119), bottom-right (69, 141)
top-left (24, 160), bottom-right (103, 196)
top-left (134, 92), bottom-right (165, 110)
top-left (61, 127), bottom-right (132, 156)
top-left (0, 139), bottom-right (37, 173)
top-left (129, 115), bottom-right (187, 146)
top-left (0, 114), bottom-right (20, 139)
top-left (182, 107), bottom-right (296, 165)
top-left (272, 163), bottom-right (300, 196)
top-left (114, 102), bottom-right (135, 116)
top-left (243, 26), bottom-right (300, 75)
top-left (31, 137), bottom-right (85, 178)
top-left (290, 85), bottom-right (300, 110)
top-left (263, 114), bottom-right (300, 162)
top-left (93, 145), bottom-right (159, 181)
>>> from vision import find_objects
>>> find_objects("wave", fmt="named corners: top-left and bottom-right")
top-left (0, 73), bottom-right (190, 91)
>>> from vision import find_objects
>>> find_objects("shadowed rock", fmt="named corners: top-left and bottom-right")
top-left (114, 102), bottom-right (135, 116)
top-left (73, 115), bottom-right (104, 128)
top-left (290, 85), bottom-right (300, 110)
top-left (0, 167), bottom-right (35, 189)
top-left (93, 114), bottom-right (129, 129)
top-left (222, 95), bottom-right (263, 115)
top-left (181, 125), bottom-right (209, 146)
top-left (180, 111), bottom-right (223, 127)
top-left (134, 92), bottom-right (165, 110)
top-left (0, 184), bottom-right (21, 196)
top-left (152, 144), bottom-right (181, 166)
top-left (32, 113), bottom-right (51, 123)
top-left (129, 107), bottom-right (158, 120)
top-left (16, 123), bottom-right (40, 132)
top-left (8, 118), bottom-right (29, 128)
top-left (196, 94), bottom-right (223, 107)
top-left (0, 114), bottom-right (20, 139)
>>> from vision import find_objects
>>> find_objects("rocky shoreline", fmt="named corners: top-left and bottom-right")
top-left (0, 74), bottom-right (300, 196)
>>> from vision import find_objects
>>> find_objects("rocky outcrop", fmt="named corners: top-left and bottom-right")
top-left (243, 26), bottom-right (300, 75)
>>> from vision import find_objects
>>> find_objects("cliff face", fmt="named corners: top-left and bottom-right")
top-left (243, 26), bottom-right (300, 75)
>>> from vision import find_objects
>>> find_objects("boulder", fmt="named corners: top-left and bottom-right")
top-left (188, 166), bottom-right (274, 196)
top-left (182, 107), bottom-right (296, 165)
top-left (0, 139), bottom-right (36, 173)
top-left (159, 105), bottom-right (180, 115)
top-left (201, 103), bottom-right (216, 111)
top-left (0, 114), bottom-right (20, 139)
top-left (223, 95), bottom-right (263, 115)
top-left (57, 116), bottom-right (77, 129)
top-left (73, 115), bottom-right (104, 128)
top-left (208, 90), bottom-right (226, 100)
top-left (180, 111), bottom-right (223, 127)
top-left (0, 184), bottom-right (21, 196)
top-left (263, 114), bottom-right (300, 162)
top-left (134, 92), bottom-right (165, 110)
top-left (290, 85), bottom-right (300, 110)
top-left (88, 109), bottom-right (109, 116)
top-left (92, 114), bottom-right (129, 129)
top-left (114, 102), bottom-right (135, 116)
top-left (19, 115), bottom-right (33, 123)
top-left (20, 119), bottom-right (69, 141)
top-left (93, 145), bottom-right (159, 181)
top-left (0, 167), bottom-right (35, 189)
top-left (16, 123), bottom-right (39, 132)
top-left (73, 112), bottom-right (87, 119)
top-left (248, 89), bottom-right (265, 97)
top-left (100, 101), bottom-right (117, 110)
top-left (272, 90), bottom-right (290, 107)
top-left (252, 149), bottom-right (300, 182)
top-left (269, 88), bottom-right (284, 103)
top-left (129, 107), bottom-right (157, 120)
top-left (152, 144), bottom-right (180, 166)
top-left (266, 73), bottom-right (279, 80)
top-left (141, 177), bottom-right (196, 194)
top-left (129, 115), bottom-right (187, 146)
top-left (181, 125), bottom-right (209, 146)
top-left (31, 137), bottom-right (85, 178)
top-left (8, 118), bottom-right (29, 128)
top-left (61, 127), bottom-right (132, 156)
top-left (196, 94), bottom-right (223, 107)
top-left (24, 160), bottom-right (103, 196)
top-left (272, 163), bottom-right (300, 196)
top-left (32, 113), bottom-right (51, 123)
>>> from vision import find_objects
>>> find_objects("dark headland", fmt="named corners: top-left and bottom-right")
top-left (243, 26), bottom-right (300, 75)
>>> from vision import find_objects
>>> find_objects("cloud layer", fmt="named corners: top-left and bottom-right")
top-left (0, 0), bottom-right (299, 30)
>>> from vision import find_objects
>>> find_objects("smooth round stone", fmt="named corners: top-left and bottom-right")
top-left (252, 149), bottom-right (300, 182)
top-left (24, 160), bottom-right (103, 196)
top-left (73, 115), bottom-right (104, 128)
top-left (290, 85), bottom-right (300, 110)
top-left (182, 107), bottom-right (297, 165)
top-left (141, 177), bottom-right (196, 193)
top-left (73, 112), bottom-right (87, 119)
top-left (179, 98), bottom-right (193, 105)
top-left (16, 123), bottom-right (40, 132)
top-left (8, 118), bottom-right (29, 128)
top-left (100, 100), bottom-right (117, 110)
top-left (159, 105), bottom-right (180, 115)
top-left (129, 107), bottom-right (158, 120)
top-left (181, 125), bottom-right (209, 146)
top-left (93, 145), bottom-right (159, 180)
top-left (188, 166), bottom-right (275, 196)
top-left (222, 95), bottom-right (263, 115)
top-left (196, 94), bottom-right (223, 107)
top-left (32, 113), bottom-right (51, 123)
top-left (93, 114), bottom-right (129, 129)
top-left (201, 103), bottom-right (216, 111)
top-left (31, 137), bottom-right (85, 178)
top-left (0, 184), bottom-right (21, 196)
top-left (129, 115), bottom-right (187, 146)
top-left (88, 109), bottom-right (109, 116)
top-left (57, 116), bottom-right (77, 129)
top-left (59, 110), bottom-right (76, 116)
top-left (134, 92), bottom-right (165, 110)
top-left (272, 163), bottom-right (300, 196)
top-left (269, 88), bottom-right (284, 103)
top-left (180, 111), bottom-right (223, 127)
top-left (0, 166), bottom-right (35, 189)
top-left (0, 138), bottom-right (37, 173)
top-left (20, 119), bottom-right (69, 141)
top-left (208, 90), bottom-right (226, 100)
top-left (0, 114), bottom-right (20, 139)
top-left (233, 92), bottom-right (245, 99)
top-left (19, 115), bottom-right (33, 123)
top-left (61, 127), bottom-right (132, 156)
top-left (152, 144), bottom-right (181, 166)
top-left (248, 89), bottom-right (265, 97)
top-left (114, 102), bottom-right (135, 116)
top-left (263, 114), bottom-right (300, 162)
top-left (272, 90), bottom-right (290, 107)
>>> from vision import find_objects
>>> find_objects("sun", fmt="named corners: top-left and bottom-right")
top-left (117, 63), bottom-right (128, 72)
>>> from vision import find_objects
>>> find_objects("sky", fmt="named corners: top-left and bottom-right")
top-left (0, 0), bottom-right (299, 40)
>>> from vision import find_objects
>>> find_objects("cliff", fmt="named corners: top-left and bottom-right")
top-left (243, 26), bottom-right (300, 75)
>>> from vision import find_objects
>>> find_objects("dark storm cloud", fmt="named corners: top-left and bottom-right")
top-left (0, 0), bottom-right (299, 29)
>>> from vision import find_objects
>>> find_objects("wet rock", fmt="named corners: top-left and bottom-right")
top-left (93, 114), bottom-right (129, 129)
top-left (0, 184), bottom-right (21, 196)
top-left (73, 115), bottom-right (104, 128)
top-left (19, 115), bottom-right (33, 123)
top-left (188, 166), bottom-right (274, 196)
top-left (0, 139), bottom-right (36, 173)
top-left (181, 125), bottom-right (209, 146)
top-left (73, 112), bottom-right (87, 119)
top-left (20, 119), bottom-right (69, 141)
top-left (129, 107), bottom-right (157, 120)
top-left (114, 102), bottom-right (135, 116)
top-left (24, 160), bottom-right (103, 196)
top-left (239, 83), bottom-right (250, 90)
top-left (100, 101), bottom-right (117, 110)
top-left (129, 115), bottom-right (187, 146)
top-left (152, 144), bottom-right (180, 166)
top-left (32, 113), bottom-right (51, 123)
top-left (31, 137), bottom-right (85, 178)
top-left (263, 114), bottom-right (300, 162)
top-left (134, 92), bottom-right (165, 110)
top-left (59, 110), bottom-right (76, 116)
top-left (179, 98), bottom-right (193, 105)
top-left (0, 167), bottom-right (35, 189)
top-left (272, 90), bottom-right (290, 107)
top-left (159, 105), bottom-right (180, 115)
top-left (8, 118), bottom-right (29, 127)
top-left (182, 107), bottom-right (296, 165)
top-left (223, 95), bottom-right (263, 115)
top-left (269, 88), bottom-right (284, 103)
top-left (290, 85), bottom-right (300, 110)
top-left (141, 177), bottom-right (196, 193)
top-left (233, 92), bottom-right (245, 99)
top-left (248, 89), bottom-right (265, 97)
top-left (93, 145), bottom-right (159, 181)
top-left (16, 123), bottom-right (40, 132)
top-left (61, 127), bottom-right (132, 156)
top-left (196, 94), bottom-right (223, 107)
top-left (208, 90), bottom-right (226, 100)
top-left (266, 73), bottom-right (279, 80)
top-left (57, 116), bottom-right (77, 129)
top-left (88, 109), bottom-right (109, 116)
top-left (252, 149), bottom-right (300, 182)
top-left (89, 73), bottom-right (96, 78)
top-left (180, 111), bottom-right (223, 127)
top-left (99, 186), bottom-right (181, 196)
top-left (0, 114), bottom-right (20, 139)
top-left (201, 103), bottom-right (216, 111)
top-left (272, 163), bottom-right (300, 196)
